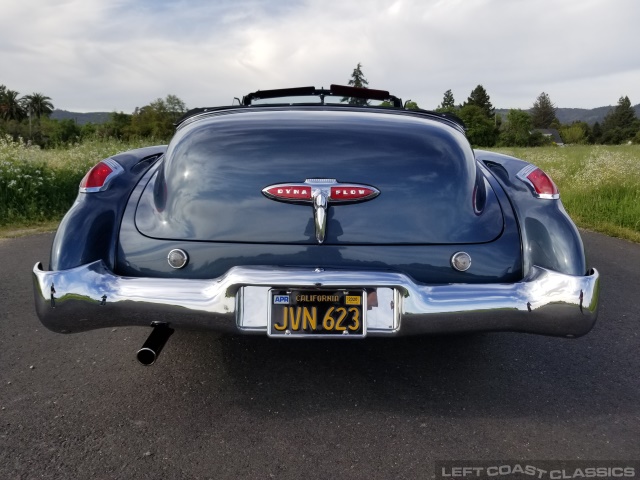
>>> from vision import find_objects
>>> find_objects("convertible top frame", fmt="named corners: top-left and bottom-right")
top-left (241, 84), bottom-right (403, 107)
top-left (175, 85), bottom-right (466, 132)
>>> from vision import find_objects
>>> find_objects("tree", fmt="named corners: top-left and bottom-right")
top-left (560, 122), bottom-right (590, 145)
top-left (128, 94), bottom-right (188, 140)
top-left (591, 121), bottom-right (602, 144)
top-left (600, 95), bottom-right (639, 144)
top-left (463, 85), bottom-right (494, 118)
top-left (341, 62), bottom-right (369, 106)
top-left (165, 94), bottom-right (187, 123)
top-left (97, 111), bottom-right (133, 139)
top-left (0, 89), bottom-right (25, 121)
top-left (129, 105), bottom-right (158, 138)
top-left (380, 99), bottom-right (419, 109)
top-left (0, 84), bottom-right (5, 115)
top-left (457, 104), bottom-right (498, 147)
top-left (0, 85), bottom-right (57, 144)
top-left (436, 89), bottom-right (456, 113)
top-left (499, 109), bottom-right (533, 147)
top-left (22, 93), bottom-right (54, 119)
top-left (531, 92), bottom-right (557, 128)
top-left (40, 117), bottom-right (81, 145)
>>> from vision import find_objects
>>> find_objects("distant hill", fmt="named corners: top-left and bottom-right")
top-left (555, 106), bottom-right (615, 125)
top-left (497, 104), bottom-right (640, 125)
top-left (50, 110), bottom-right (112, 126)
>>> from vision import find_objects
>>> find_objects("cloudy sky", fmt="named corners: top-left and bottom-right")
top-left (2, 0), bottom-right (639, 113)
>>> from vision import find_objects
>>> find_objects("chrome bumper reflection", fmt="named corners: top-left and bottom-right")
top-left (33, 261), bottom-right (599, 337)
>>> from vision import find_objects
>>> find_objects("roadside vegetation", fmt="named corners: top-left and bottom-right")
top-left (494, 145), bottom-right (640, 243)
top-left (0, 135), bottom-right (163, 229)
top-left (1, 66), bottom-right (640, 241)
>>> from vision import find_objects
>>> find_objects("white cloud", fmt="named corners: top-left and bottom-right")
top-left (1, 0), bottom-right (639, 111)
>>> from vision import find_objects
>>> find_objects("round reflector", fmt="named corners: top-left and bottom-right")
top-left (451, 252), bottom-right (471, 272)
top-left (167, 249), bottom-right (188, 269)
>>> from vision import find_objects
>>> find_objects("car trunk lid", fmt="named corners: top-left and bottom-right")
top-left (135, 109), bottom-right (504, 245)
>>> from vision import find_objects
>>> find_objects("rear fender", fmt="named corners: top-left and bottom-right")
top-left (50, 146), bottom-right (167, 271)
top-left (476, 150), bottom-right (587, 276)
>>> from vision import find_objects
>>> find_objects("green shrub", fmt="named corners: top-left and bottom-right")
top-left (0, 135), bottom-right (161, 225)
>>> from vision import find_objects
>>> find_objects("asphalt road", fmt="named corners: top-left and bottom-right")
top-left (1, 231), bottom-right (639, 480)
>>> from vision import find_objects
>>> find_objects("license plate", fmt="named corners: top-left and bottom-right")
top-left (269, 289), bottom-right (366, 337)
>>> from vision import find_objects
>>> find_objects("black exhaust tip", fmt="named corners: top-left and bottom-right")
top-left (136, 324), bottom-right (174, 366)
top-left (136, 347), bottom-right (158, 366)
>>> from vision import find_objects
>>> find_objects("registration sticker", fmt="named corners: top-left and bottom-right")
top-left (345, 295), bottom-right (361, 305)
top-left (273, 295), bottom-right (290, 305)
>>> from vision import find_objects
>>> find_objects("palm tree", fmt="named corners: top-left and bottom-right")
top-left (23, 92), bottom-right (54, 119)
top-left (0, 85), bottom-right (5, 119)
top-left (0, 89), bottom-right (26, 121)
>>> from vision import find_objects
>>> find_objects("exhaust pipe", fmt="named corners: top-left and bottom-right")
top-left (136, 324), bottom-right (175, 366)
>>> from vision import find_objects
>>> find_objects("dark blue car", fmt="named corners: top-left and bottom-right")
top-left (33, 85), bottom-right (600, 365)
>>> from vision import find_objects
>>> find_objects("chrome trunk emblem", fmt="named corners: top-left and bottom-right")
top-left (262, 179), bottom-right (380, 244)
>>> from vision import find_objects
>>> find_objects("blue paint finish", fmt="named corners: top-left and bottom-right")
top-left (116, 145), bottom-right (523, 284)
top-left (135, 109), bottom-right (504, 245)
top-left (475, 150), bottom-right (587, 276)
top-left (50, 146), bottom-right (167, 271)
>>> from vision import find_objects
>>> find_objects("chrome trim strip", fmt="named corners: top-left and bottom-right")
top-left (33, 262), bottom-right (599, 338)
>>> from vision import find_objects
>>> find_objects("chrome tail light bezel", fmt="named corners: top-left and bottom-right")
top-left (79, 158), bottom-right (124, 193)
top-left (516, 164), bottom-right (559, 199)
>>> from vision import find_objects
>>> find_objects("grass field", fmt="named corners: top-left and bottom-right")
top-left (0, 135), bottom-right (163, 232)
top-left (1, 136), bottom-right (639, 242)
top-left (494, 145), bottom-right (640, 243)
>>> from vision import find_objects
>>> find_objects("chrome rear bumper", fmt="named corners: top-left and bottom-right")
top-left (33, 261), bottom-right (599, 337)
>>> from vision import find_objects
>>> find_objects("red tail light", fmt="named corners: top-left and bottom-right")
top-left (79, 159), bottom-right (124, 193)
top-left (516, 165), bottom-right (559, 199)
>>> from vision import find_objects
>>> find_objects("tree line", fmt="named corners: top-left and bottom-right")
top-left (2, 70), bottom-right (639, 148)
top-left (343, 64), bottom-right (640, 147)
top-left (0, 84), bottom-right (187, 147)
top-left (433, 86), bottom-right (640, 147)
